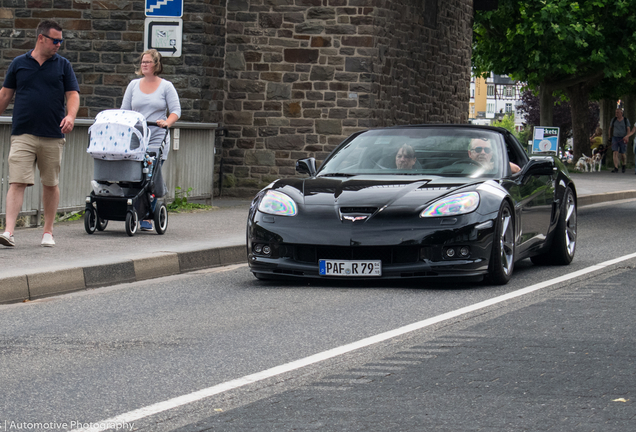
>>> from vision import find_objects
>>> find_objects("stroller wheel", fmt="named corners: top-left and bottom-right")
top-left (84, 208), bottom-right (97, 234)
top-left (125, 210), bottom-right (138, 237)
top-left (154, 202), bottom-right (168, 235)
top-left (97, 218), bottom-right (108, 231)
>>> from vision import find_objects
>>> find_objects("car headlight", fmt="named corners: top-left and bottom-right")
top-left (420, 192), bottom-right (480, 217)
top-left (258, 190), bottom-right (298, 216)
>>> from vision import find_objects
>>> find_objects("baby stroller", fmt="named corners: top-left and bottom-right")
top-left (84, 109), bottom-right (169, 236)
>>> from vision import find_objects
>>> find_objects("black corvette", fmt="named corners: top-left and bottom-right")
top-left (247, 125), bottom-right (577, 284)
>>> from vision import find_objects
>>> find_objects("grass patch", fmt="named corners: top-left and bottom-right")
top-left (167, 187), bottom-right (212, 213)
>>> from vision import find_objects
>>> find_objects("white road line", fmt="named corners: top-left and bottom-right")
top-left (71, 252), bottom-right (636, 432)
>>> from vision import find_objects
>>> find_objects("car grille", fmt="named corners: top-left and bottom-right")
top-left (286, 245), bottom-right (420, 265)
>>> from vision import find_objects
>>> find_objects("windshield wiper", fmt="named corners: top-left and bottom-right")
top-left (318, 173), bottom-right (356, 177)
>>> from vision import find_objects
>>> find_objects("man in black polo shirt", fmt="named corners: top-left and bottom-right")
top-left (0, 20), bottom-right (79, 248)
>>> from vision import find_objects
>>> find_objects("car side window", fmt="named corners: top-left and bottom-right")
top-left (504, 134), bottom-right (528, 173)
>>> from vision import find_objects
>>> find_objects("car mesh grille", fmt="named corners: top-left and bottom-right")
top-left (292, 245), bottom-right (419, 265)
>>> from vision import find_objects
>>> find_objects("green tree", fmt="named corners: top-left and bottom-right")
top-left (473, 0), bottom-right (636, 159)
top-left (491, 113), bottom-right (517, 136)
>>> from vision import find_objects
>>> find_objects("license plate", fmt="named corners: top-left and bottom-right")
top-left (319, 260), bottom-right (382, 277)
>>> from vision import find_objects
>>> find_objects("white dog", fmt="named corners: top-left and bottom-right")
top-left (590, 150), bottom-right (603, 172)
top-left (575, 154), bottom-right (593, 172)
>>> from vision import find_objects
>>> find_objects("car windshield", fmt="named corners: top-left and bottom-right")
top-left (318, 128), bottom-right (506, 178)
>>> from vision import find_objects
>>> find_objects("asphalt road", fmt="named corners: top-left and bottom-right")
top-left (0, 199), bottom-right (635, 432)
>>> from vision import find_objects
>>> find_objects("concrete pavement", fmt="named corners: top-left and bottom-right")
top-left (1, 170), bottom-right (635, 304)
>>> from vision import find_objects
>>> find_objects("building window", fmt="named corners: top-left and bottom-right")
top-left (487, 84), bottom-right (495, 96)
top-left (505, 103), bottom-right (512, 113)
top-left (487, 103), bottom-right (495, 113)
top-left (471, 88), bottom-right (475, 98)
top-left (505, 86), bottom-right (515, 97)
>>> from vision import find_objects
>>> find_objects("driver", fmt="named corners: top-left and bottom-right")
top-left (395, 144), bottom-right (417, 169)
top-left (469, 138), bottom-right (520, 174)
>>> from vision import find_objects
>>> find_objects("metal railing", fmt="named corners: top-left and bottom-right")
top-left (0, 116), bottom-right (218, 226)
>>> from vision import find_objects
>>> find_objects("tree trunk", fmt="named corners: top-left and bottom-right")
top-left (564, 82), bottom-right (591, 161)
top-left (539, 84), bottom-right (554, 126)
top-left (599, 99), bottom-right (615, 168)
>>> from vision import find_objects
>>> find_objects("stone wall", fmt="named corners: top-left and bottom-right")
top-left (221, 0), bottom-right (472, 196)
top-left (0, 0), bottom-right (472, 197)
top-left (0, 0), bottom-right (225, 122)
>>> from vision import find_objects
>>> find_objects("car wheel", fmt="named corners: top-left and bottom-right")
top-left (532, 187), bottom-right (577, 266)
top-left (96, 218), bottom-right (108, 231)
top-left (487, 201), bottom-right (514, 285)
top-left (154, 202), bottom-right (168, 235)
top-left (125, 210), bottom-right (138, 237)
top-left (84, 208), bottom-right (97, 234)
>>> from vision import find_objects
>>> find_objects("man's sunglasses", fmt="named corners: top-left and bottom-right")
top-left (42, 34), bottom-right (64, 45)
top-left (470, 147), bottom-right (491, 154)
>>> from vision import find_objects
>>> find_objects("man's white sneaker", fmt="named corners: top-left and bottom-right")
top-left (41, 232), bottom-right (55, 247)
top-left (0, 231), bottom-right (15, 247)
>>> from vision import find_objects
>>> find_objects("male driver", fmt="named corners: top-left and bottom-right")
top-left (608, 108), bottom-right (633, 173)
top-left (0, 20), bottom-right (79, 247)
top-left (469, 138), bottom-right (520, 174)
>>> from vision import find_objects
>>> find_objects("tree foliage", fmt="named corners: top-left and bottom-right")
top-left (473, 0), bottom-right (636, 158)
top-left (473, 0), bottom-right (636, 90)
top-left (490, 113), bottom-right (517, 136)
top-left (517, 89), bottom-right (599, 150)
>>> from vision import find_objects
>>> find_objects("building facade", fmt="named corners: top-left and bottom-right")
top-left (0, 0), bottom-right (473, 196)
top-left (469, 73), bottom-right (525, 131)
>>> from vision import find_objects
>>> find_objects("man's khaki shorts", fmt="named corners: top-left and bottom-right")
top-left (8, 134), bottom-right (66, 187)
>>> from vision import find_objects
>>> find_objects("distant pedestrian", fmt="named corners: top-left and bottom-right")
top-left (608, 108), bottom-right (633, 173)
top-left (590, 127), bottom-right (603, 151)
top-left (0, 20), bottom-right (80, 248)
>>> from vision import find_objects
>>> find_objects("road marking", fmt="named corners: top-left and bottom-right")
top-left (71, 252), bottom-right (636, 432)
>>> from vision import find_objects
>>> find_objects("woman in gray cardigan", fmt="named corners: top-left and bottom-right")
top-left (122, 49), bottom-right (181, 230)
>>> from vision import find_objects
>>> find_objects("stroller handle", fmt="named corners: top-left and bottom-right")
top-left (146, 121), bottom-right (171, 129)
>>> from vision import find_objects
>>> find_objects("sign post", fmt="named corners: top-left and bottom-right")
top-left (145, 0), bottom-right (183, 58)
top-left (146, 0), bottom-right (183, 17)
top-left (532, 126), bottom-right (560, 154)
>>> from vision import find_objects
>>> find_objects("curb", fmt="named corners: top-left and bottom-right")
top-left (0, 245), bottom-right (245, 304)
top-left (577, 190), bottom-right (636, 207)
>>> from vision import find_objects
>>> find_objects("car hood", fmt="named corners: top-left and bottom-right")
top-left (271, 175), bottom-right (489, 210)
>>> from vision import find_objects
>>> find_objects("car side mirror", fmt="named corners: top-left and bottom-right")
top-left (296, 157), bottom-right (317, 176)
top-left (525, 157), bottom-right (556, 176)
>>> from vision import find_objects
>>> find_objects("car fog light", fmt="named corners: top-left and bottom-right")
top-left (262, 245), bottom-right (271, 255)
top-left (445, 248), bottom-right (455, 258)
top-left (254, 244), bottom-right (263, 253)
top-left (460, 246), bottom-right (470, 257)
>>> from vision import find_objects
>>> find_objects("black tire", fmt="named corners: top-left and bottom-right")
top-left (96, 218), bottom-right (108, 231)
top-left (154, 202), bottom-right (168, 235)
top-left (125, 210), bottom-right (138, 237)
top-left (531, 187), bottom-right (577, 266)
top-left (84, 208), bottom-right (97, 234)
top-left (487, 201), bottom-right (515, 285)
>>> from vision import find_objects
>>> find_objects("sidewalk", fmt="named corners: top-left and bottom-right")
top-left (1, 170), bottom-right (635, 304)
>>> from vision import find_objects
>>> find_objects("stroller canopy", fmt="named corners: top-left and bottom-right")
top-left (87, 110), bottom-right (150, 161)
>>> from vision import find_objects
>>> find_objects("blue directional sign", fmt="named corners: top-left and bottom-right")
top-left (146, 0), bottom-right (183, 17)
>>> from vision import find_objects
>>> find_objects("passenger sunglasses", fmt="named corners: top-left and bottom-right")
top-left (42, 34), bottom-right (63, 45)
top-left (470, 147), bottom-right (491, 154)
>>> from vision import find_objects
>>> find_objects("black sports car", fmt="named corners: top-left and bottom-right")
top-left (247, 125), bottom-right (577, 284)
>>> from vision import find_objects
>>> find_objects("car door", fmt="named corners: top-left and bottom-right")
top-left (501, 136), bottom-right (556, 256)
